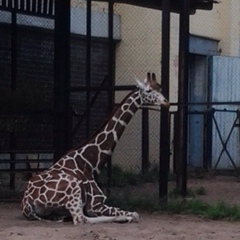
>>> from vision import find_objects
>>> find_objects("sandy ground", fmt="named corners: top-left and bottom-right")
top-left (1, 202), bottom-right (240, 240)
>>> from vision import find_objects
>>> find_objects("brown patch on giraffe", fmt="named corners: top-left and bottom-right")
top-left (39, 186), bottom-right (48, 194)
top-left (45, 181), bottom-right (58, 190)
top-left (76, 209), bottom-right (81, 213)
top-left (59, 197), bottom-right (67, 205)
top-left (46, 190), bottom-right (56, 199)
top-left (120, 111), bottom-right (133, 123)
top-left (91, 196), bottom-right (105, 206)
top-left (30, 178), bottom-right (44, 187)
top-left (97, 152), bottom-right (112, 169)
top-left (52, 192), bottom-right (66, 202)
top-left (115, 122), bottom-right (126, 138)
top-left (39, 194), bottom-right (48, 203)
top-left (62, 159), bottom-right (77, 170)
top-left (67, 151), bottom-right (76, 158)
top-left (31, 188), bottom-right (40, 198)
top-left (82, 145), bottom-right (99, 161)
top-left (96, 132), bottom-right (106, 144)
top-left (100, 132), bottom-right (116, 151)
top-left (71, 181), bottom-right (77, 189)
top-left (57, 179), bottom-right (71, 190)
top-left (105, 119), bottom-right (116, 132)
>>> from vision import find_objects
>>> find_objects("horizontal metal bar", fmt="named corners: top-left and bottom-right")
top-left (0, 159), bottom-right (54, 163)
top-left (188, 111), bottom-right (205, 115)
top-left (171, 102), bottom-right (240, 106)
top-left (0, 112), bottom-right (54, 117)
top-left (171, 108), bottom-right (239, 114)
top-left (212, 109), bottom-right (239, 113)
top-left (70, 85), bottom-right (136, 92)
top-left (0, 150), bottom-right (54, 153)
top-left (0, 168), bottom-right (48, 173)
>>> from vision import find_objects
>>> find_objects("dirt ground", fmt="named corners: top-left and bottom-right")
top-left (1, 202), bottom-right (240, 240)
top-left (1, 176), bottom-right (240, 240)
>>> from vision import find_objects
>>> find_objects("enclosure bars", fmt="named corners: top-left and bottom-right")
top-left (142, 109), bottom-right (149, 175)
top-left (159, 0), bottom-right (171, 204)
top-left (85, 0), bottom-right (92, 138)
top-left (106, 0), bottom-right (115, 196)
top-left (175, 0), bottom-right (190, 197)
top-left (0, 0), bottom-right (55, 17)
top-left (0, 0), bottom-right (56, 190)
top-left (53, 0), bottom-right (71, 160)
top-left (9, 3), bottom-right (17, 190)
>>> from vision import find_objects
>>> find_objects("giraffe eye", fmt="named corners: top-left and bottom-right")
top-left (145, 89), bottom-right (152, 93)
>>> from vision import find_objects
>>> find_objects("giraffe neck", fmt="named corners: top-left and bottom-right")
top-left (78, 89), bottom-right (142, 172)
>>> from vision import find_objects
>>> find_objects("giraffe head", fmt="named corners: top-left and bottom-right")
top-left (136, 72), bottom-right (170, 108)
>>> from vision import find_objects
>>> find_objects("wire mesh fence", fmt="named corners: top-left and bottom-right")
top-left (0, 1), bottom-right (55, 200)
top-left (0, 0), bottom-right (240, 210)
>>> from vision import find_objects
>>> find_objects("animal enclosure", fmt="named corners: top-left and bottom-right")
top-left (1, 0), bottom-right (240, 212)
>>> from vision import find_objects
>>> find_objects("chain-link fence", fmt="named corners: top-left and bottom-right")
top-left (0, 1), bottom-right (55, 199)
top-left (1, 0), bottom-right (240, 209)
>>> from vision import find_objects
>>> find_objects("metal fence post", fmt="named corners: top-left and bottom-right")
top-left (142, 109), bottom-right (149, 175)
top-left (106, 0), bottom-right (114, 196)
top-left (159, 0), bottom-right (171, 204)
top-left (54, 0), bottom-right (71, 161)
top-left (176, 0), bottom-right (190, 197)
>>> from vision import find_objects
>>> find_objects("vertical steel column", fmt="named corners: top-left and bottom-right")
top-left (176, 0), bottom-right (190, 197)
top-left (205, 57), bottom-right (213, 170)
top-left (159, 0), bottom-right (171, 203)
top-left (54, 0), bottom-right (71, 160)
top-left (108, 0), bottom-right (114, 99)
top-left (142, 109), bottom-right (149, 175)
top-left (10, 5), bottom-right (17, 190)
top-left (11, 7), bottom-right (17, 91)
top-left (85, 0), bottom-right (92, 138)
top-left (106, 0), bottom-right (114, 196)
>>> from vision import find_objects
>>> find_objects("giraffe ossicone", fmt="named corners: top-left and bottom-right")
top-left (21, 72), bottom-right (169, 224)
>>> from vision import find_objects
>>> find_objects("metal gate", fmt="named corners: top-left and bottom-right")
top-left (211, 56), bottom-right (240, 171)
top-left (187, 55), bottom-right (240, 172)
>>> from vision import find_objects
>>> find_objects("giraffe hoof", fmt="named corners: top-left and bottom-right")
top-left (115, 212), bottom-right (139, 223)
top-left (126, 212), bottom-right (139, 223)
top-left (73, 215), bottom-right (87, 225)
top-left (132, 212), bottom-right (139, 222)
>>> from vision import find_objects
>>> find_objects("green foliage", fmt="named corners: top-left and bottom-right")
top-left (99, 165), bottom-right (240, 221)
top-left (107, 191), bottom-right (240, 221)
top-left (106, 194), bottom-right (160, 212)
top-left (202, 202), bottom-right (240, 221)
top-left (169, 186), bottom-right (206, 199)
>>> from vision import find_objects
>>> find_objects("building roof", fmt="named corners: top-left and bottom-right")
top-left (110, 0), bottom-right (218, 14)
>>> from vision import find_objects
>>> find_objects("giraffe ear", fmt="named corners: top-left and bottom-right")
top-left (147, 72), bottom-right (151, 82)
top-left (135, 78), bottom-right (146, 90)
top-left (152, 73), bottom-right (156, 82)
top-left (135, 78), bottom-right (151, 92)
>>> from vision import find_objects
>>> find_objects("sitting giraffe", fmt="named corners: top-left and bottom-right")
top-left (21, 72), bottom-right (169, 224)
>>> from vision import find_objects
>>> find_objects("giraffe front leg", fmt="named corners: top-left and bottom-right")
top-left (65, 190), bottom-right (87, 225)
top-left (86, 181), bottom-right (139, 223)
top-left (93, 204), bottom-right (139, 223)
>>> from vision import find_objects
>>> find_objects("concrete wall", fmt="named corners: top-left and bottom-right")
top-left (112, 1), bottom-right (240, 170)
